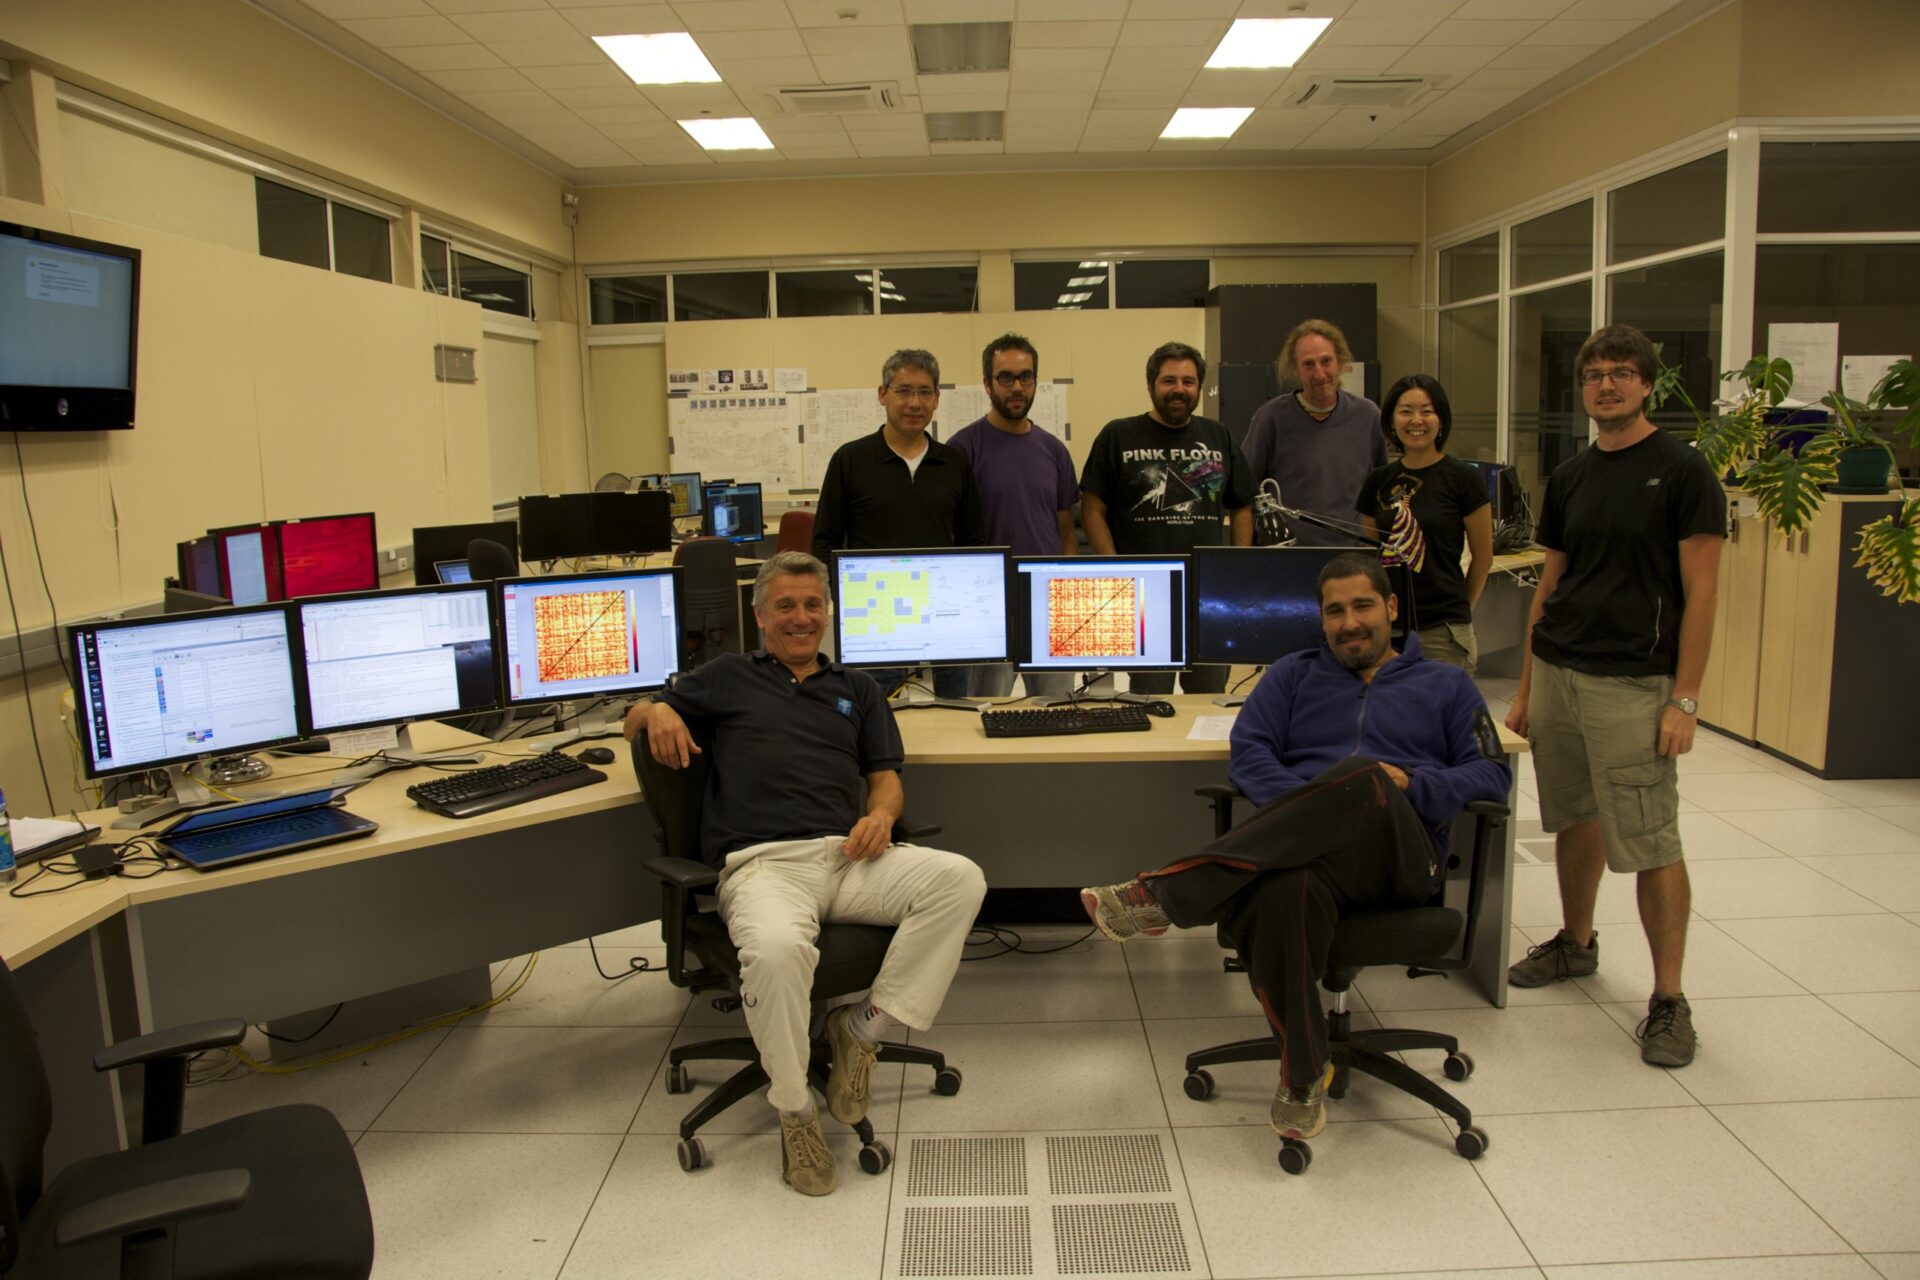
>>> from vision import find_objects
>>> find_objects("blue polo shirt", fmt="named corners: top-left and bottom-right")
top-left (660, 650), bottom-right (904, 866)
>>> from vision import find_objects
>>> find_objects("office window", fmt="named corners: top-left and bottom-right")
top-left (1511, 200), bottom-right (1592, 288)
top-left (454, 251), bottom-right (532, 317)
top-left (777, 269), bottom-right (874, 317)
top-left (1755, 243), bottom-right (1920, 372)
top-left (1015, 260), bottom-right (1109, 311)
top-left (674, 270), bottom-right (769, 321)
top-left (1116, 258), bottom-right (1209, 309)
top-left (255, 177), bottom-right (328, 269)
top-left (330, 203), bottom-right (391, 283)
top-left (1440, 233), bottom-right (1498, 303)
top-left (1510, 280), bottom-right (1592, 516)
top-left (590, 274), bottom-right (668, 324)
top-left (880, 266), bottom-right (977, 314)
top-left (1609, 251), bottom-right (1724, 439)
top-left (1609, 152), bottom-right (1727, 264)
top-left (1437, 301), bottom-right (1498, 463)
top-left (421, 234), bottom-right (451, 295)
top-left (1759, 141), bottom-right (1920, 234)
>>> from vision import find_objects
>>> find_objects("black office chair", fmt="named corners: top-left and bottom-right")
top-left (630, 728), bottom-right (961, 1176)
top-left (1184, 785), bottom-right (1509, 1175)
top-left (0, 955), bottom-right (373, 1279)
top-left (672, 537), bottom-right (741, 669)
top-left (464, 537), bottom-right (519, 581)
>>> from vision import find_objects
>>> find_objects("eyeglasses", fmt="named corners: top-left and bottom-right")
top-left (992, 372), bottom-right (1037, 388)
top-left (1579, 367), bottom-right (1643, 387)
top-left (887, 385), bottom-right (938, 402)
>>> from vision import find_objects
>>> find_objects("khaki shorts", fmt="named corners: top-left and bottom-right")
top-left (1529, 657), bottom-right (1683, 873)
top-left (1416, 621), bottom-right (1478, 674)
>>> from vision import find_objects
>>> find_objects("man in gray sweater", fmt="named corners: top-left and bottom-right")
top-left (1241, 319), bottom-right (1386, 547)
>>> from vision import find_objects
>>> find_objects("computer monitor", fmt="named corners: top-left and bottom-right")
top-left (295, 584), bottom-right (498, 745)
top-left (518, 494), bottom-right (594, 562)
top-left (664, 471), bottom-right (703, 518)
top-left (1457, 459), bottom-right (1520, 524)
top-left (589, 489), bottom-right (674, 556)
top-left (831, 549), bottom-right (1010, 707)
top-left (1188, 545), bottom-right (1353, 673)
top-left (1011, 555), bottom-right (1188, 686)
top-left (70, 603), bottom-right (304, 822)
top-left (703, 482), bottom-right (763, 542)
top-left (178, 537), bottom-right (221, 596)
top-left (434, 559), bottom-right (472, 584)
top-left (279, 512), bottom-right (379, 598)
top-left (163, 586), bottom-right (230, 614)
top-left (211, 523), bottom-right (284, 605)
top-left (496, 568), bottom-right (684, 739)
top-left (411, 520), bottom-right (519, 586)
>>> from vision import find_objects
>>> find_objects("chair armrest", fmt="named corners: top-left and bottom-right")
top-left (1464, 800), bottom-right (1510, 818)
top-left (1195, 783), bottom-right (1244, 839)
top-left (93, 1018), bottom-right (247, 1074)
top-left (55, 1170), bottom-right (251, 1248)
top-left (894, 818), bottom-right (940, 841)
top-left (640, 855), bottom-right (719, 892)
top-left (1194, 784), bottom-right (1243, 802)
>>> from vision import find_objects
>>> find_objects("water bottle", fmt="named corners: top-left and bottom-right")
top-left (0, 785), bottom-right (15, 884)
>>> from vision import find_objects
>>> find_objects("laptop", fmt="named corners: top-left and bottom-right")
top-left (434, 558), bottom-right (473, 584)
top-left (156, 785), bottom-right (377, 871)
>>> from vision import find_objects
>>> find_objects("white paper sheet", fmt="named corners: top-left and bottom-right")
top-left (1186, 714), bottom-right (1237, 741)
top-left (1768, 323), bottom-right (1840, 406)
top-left (1841, 355), bottom-right (1909, 405)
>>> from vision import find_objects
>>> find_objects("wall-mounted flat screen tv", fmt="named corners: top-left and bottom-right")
top-left (0, 221), bottom-right (141, 431)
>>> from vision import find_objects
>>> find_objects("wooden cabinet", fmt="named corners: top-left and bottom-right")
top-left (1698, 502), bottom-right (1769, 741)
top-left (1753, 504), bottom-right (1841, 768)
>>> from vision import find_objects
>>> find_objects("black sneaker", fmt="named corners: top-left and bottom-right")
top-left (1637, 993), bottom-right (1696, 1068)
top-left (1507, 930), bottom-right (1599, 988)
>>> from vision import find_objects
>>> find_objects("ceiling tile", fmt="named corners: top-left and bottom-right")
top-left (386, 42), bottom-right (506, 70)
top-left (1451, 0), bottom-right (1572, 16)
top-left (852, 136), bottom-right (931, 156)
top-left (1372, 133), bottom-right (1452, 148)
top-left (459, 87), bottom-right (565, 111)
top-left (1420, 87), bottom-right (1523, 114)
top-left (1010, 46), bottom-right (1111, 72)
top-left (1006, 107), bottom-right (1087, 131)
top-left (786, 0), bottom-right (905, 25)
top-left (1013, 20), bottom-right (1120, 48)
top-left (1017, 0), bottom-right (1127, 18)
top-left (840, 113), bottom-right (927, 135)
top-left (1083, 107), bottom-right (1171, 131)
top-left (676, 1), bottom-right (798, 33)
top-left (1386, 44), bottom-right (1503, 76)
top-left (917, 70), bottom-right (1009, 98)
top-left (758, 114), bottom-right (851, 134)
top-left (308, 0), bottom-right (435, 19)
top-left (422, 66), bottom-right (538, 91)
top-left (695, 27), bottom-right (809, 57)
top-left (811, 50), bottom-right (917, 82)
top-left (1104, 45), bottom-right (1207, 76)
top-left (1115, 19), bottom-right (1228, 48)
top-left (1008, 89), bottom-right (1095, 110)
top-left (1123, 0), bottom-right (1240, 19)
top-left (912, 90), bottom-right (1004, 112)
top-left (802, 24), bottom-right (909, 56)
top-left (1319, 17), bottom-right (1443, 46)
top-left (482, 106), bottom-right (589, 129)
top-left (337, 15), bottom-right (473, 46)
top-left (906, 0), bottom-right (1015, 21)
top-left (1560, 0), bottom-right (1680, 16)
top-left (1099, 64), bottom-right (1198, 91)
top-left (1484, 42), bottom-right (1588, 70)
top-left (1295, 44), bottom-right (1410, 74)
top-left (1011, 67), bottom-right (1103, 92)
top-left (929, 139), bottom-right (1006, 154)
top-left (521, 62), bottom-right (637, 89)
top-left (483, 37), bottom-right (611, 64)
top-left (596, 120), bottom-right (687, 141)
top-left (558, 6), bottom-right (685, 37)
top-left (570, 100), bottom-right (672, 121)
top-left (709, 146), bottom-right (780, 161)
top-left (1151, 136), bottom-right (1227, 151)
top-left (625, 140), bottom-right (714, 163)
top-left (1005, 136), bottom-right (1075, 152)
top-left (1522, 18), bottom-right (1644, 45)
top-left (1077, 136), bottom-right (1152, 151)
top-left (777, 139), bottom-right (861, 157)
top-left (1425, 18), bottom-right (1545, 45)
top-left (1453, 65), bottom-right (1555, 92)
top-left (448, 10), bottom-right (580, 42)
top-left (1222, 133), bottom-right (1301, 151)
top-left (640, 83), bottom-right (749, 112)
top-left (1343, 0), bottom-right (1460, 16)
top-left (709, 54), bottom-right (823, 84)
top-left (1092, 87), bottom-right (1183, 110)
top-left (509, 125), bottom-right (607, 149)
top-left (425, 0), bottom-right (551, 12)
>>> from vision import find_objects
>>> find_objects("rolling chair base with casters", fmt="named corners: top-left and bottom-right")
top-left (1185, 786), bottom-right (1507, 1175)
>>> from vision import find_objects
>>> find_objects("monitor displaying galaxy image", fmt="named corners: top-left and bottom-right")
top-left (1188, 545), bottom-right (1366, 667)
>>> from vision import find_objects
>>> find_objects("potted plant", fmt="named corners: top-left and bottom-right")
top-left (1655, 355), bottom-right (1920, 604)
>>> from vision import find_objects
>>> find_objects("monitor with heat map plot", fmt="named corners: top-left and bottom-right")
top-left (830, 548), bottom-right (1011, 669)
top-left (496, 568), bottom-right (684, 709)
top-left (1011, 555), bottom-right (1187, 674)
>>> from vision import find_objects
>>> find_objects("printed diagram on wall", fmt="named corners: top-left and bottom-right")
top-left (669, 393), bottom-right (803, 489)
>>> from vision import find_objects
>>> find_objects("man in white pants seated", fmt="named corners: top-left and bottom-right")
top-left (627, 551), bottom-right (987, 1197)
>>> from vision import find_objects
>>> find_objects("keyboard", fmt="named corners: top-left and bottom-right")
top-left (405, 751), bottom-right (607, 818)
top-left (169, 811), bottom-right (333, 850)
top-left (981, 705), bottom-right (1154, 739)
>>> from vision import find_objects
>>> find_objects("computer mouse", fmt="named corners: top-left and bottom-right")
top-left (1145, 700), bottom-right (1177, 718)
top-left (578, 747), bottom-right (617, 765)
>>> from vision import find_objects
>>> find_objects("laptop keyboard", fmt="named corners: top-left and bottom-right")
top-left (170, 810), bottom-right (334, 850)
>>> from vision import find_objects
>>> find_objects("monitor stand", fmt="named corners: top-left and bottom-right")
top-left (545, 699), bottom-right (627, 748)
top-left (1039, 670), bottom-right (1161, 708)
top-left (1211, 692), bottom-right (1248, 708)
top-left (332, 725), bottom-right (483, 782)
top-left (890, 686), bottom-right (982, 713)
top-left (110, 755), bottom-right (266, 830)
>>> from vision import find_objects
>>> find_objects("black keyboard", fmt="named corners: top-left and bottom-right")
top-left (981, 705), bottom-right (1154, 738)
top-left (405, 751), bottom-right (606, 818)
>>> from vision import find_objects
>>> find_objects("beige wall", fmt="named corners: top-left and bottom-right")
top-left (1736, 0), bottom-right (1920, 117)
top-left (590, 343), bottom-right (670, 480)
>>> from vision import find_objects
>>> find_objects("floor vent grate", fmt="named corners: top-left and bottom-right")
top-left (1052, 1202), bottom-right (1189, 1275)
top-left (1045, 1133), bottom-right (1172, 1195)
top-left (907, 1136), bottom-right (1029, 1197)
top-left (899, 1205), bottom-right (1034, 1277)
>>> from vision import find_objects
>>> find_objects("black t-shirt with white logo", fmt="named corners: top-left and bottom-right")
top-left (1356, 455), bottom-right (1488, 628)
top-left (1533, 429), bottom-right (1726, 677)
top-left (1078, 413), bottom-right (1254, 555)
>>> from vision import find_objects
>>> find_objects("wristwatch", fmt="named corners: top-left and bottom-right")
top-left (1668, 696), bottom-right (1699, 716)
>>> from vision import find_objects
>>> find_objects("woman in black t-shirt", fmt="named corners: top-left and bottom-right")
top-left (1355, 374), bottom-right (1492, 672)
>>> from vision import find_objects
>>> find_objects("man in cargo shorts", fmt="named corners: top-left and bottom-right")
top-left (1503, 323), bottom-right (1724, 1068)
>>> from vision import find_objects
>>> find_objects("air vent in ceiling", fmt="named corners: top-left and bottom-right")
top-left (766, 82), bottom-right (903, 116)
top-left (926, 110), bottom-right (1003, 143)
top-left (911, 22), bottom-right (1012, 75)
top-left (1288, 77), bottom-right (1436, 108)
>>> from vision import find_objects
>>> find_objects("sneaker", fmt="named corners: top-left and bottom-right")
top-left (1080, 879), bottom-right (1171, 942)
top-left (1271, 1062), bottom-right (1336, 1140)
top-left (1507, 929), bottom-right (1599, 988)
top-left (824, 1006), bottom-right (878, 1125)
top-left (1637, 993), bottom-right (1696, 1068)
top-left (779, 1110), bottom-right (837, 1196)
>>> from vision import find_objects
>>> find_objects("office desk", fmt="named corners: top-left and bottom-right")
top-left (1475, 548), bottom-right (1546, 677)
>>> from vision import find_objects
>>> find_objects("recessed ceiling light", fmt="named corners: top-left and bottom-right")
top-left (1056, 291), bottom-right (1094, 304)
top-left (1078, 260), bottom-right (1109, 269)
top-left (1205, 18), bottom-right (1331, 70)
top-left (594, 33), bottom-right (721, 85)
top-left (881, 292), bottom-right (906, 302)
top-left (1067, 275), bottom-right (1105, 287)
top-left (1160, 107), bottom-right (1255, 140)
top-left (678, 117), bottom-right (775, 150)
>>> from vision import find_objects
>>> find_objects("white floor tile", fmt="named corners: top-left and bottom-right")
top-left (1865, 1254), bottom-right (1920, 1279)
top-left (1679, 774), bottom-right (1848, 812)
top-left (1174, 1121), bottom-right (1535, 1277)
top-left (1678, 740), bottom-right (1778, 775)
top-left (1727, 808), bottom-right (1920, 858)
top-left (1800, 854), bottom-right (1920, 913)
top-left (1870, 807), bottom-right (1920, 837)
top-left (1823, 992), bottom-right (1920, 1066)
top-left (1556, 918), bottom-right (1805, 1003)
top-left (1360, 929), bottom-right (1589, 1010)
top-left (372, 1025), bottom-right (670, 1134)
top-left (1544, 1258), bottom-right (1880, 1278)
top-left (1474, 1108), bottom-right (1846, 1265)
top-left (1397, 1003), bottom-right (1692, 1115)
top-left (467, 948), bottom-right (693, 1027)
top-left (1714, 1099), bottom-right (1920, 1253)
top-left (1674, 811), bottom-right (1788, 860)
top-left (554, 920), bottom-right (665, 949)
top-left (357, 1131), bottom-right (620, 1280)
top-left (898, 1021), bottom-right (1165, 1133)
top-left (1124, 937), bottom-right (1264, 1020)
top-left (1800, 777), bottom-right (1920, 808)
top-left (1687, 858), bottom-right (1882, 919)
top-left (1596, 996), bottom-right (1920, 1104)
top-left (625, 1024), bottom-right (909, 1137)
top-left (185, 1027), bottom-right (449, 1134)
top-left (1719, 916), bottom-right (1920, 994)
top-left (561, 1134), bottom-right (894, 1280)
top-left (936, 938), bottom-right (1140, 1023)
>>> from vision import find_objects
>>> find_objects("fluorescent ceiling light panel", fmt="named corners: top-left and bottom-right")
top-left (1079, 260), bottom-right (1109, 269)
top-left (1057, 291), bottom-right (1093, 304)
top-left (594, 33), bottom-right (721, 85)
top-left (1205, 18), bottom-right (1330, 69)
top-left (1067, 275), bottom-right (1105, 287)
top-left (679, 117), bottom-right (775, 150)
top-left (1160, 107), bottom-right (1254, 139)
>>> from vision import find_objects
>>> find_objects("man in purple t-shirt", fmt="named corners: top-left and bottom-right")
top-left (947, 334), bottom-right (1080, 699)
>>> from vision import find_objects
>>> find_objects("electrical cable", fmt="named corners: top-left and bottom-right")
top-left (585, 936), bottom-right (661, 982)
top-left (255, 1003), bottom-right (343, 1045)
top-left (0, 483), bottom-right (59, 812)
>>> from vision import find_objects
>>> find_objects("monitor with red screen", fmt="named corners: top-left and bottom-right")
top-left (212, 523), bottom-right (284, 605)
top-left (279, 512), bottom-right (379, 598)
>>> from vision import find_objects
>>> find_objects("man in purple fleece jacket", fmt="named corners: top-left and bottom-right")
top-left (1081, 551), bottom-right (1508, 1140)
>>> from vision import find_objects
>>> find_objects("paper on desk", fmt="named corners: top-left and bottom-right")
top-left (1187, 715), bottom-right (1237, 741)
top-left (9, 815), bottom-right (96, 855)
top-left (1842, 355), bottom-right (1909, 405)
